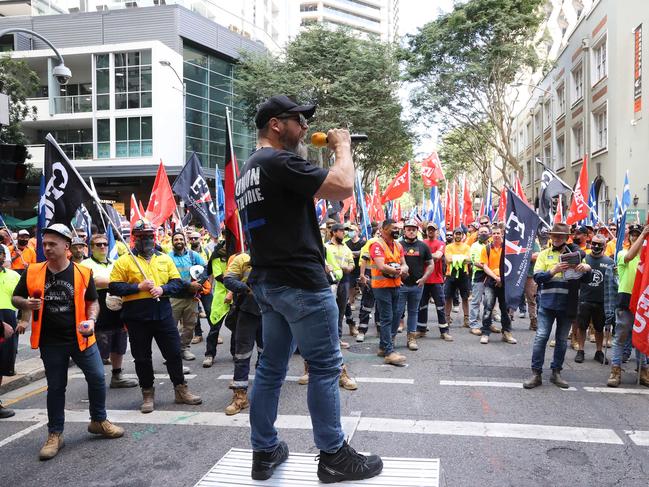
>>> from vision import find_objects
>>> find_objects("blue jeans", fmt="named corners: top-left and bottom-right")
top-left (481, 285), bottom-right (511, 336)
top-left (373, 287), bottom-right (400, 355)
top-left (40, 343), bottom-right (107, 434)
top-left (610, 308), bottom-right (648, 367)
top-left (469, 280), bottom-right (485, 329)
top-left (397, 285), bottom-right (424, 333)
top-left (250, 283), bottom-right (343, 454)
top-left (531, 307), bottom-right (571, 372)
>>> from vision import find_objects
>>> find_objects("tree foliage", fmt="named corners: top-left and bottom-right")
top-left (0, 55), bottom-right (39, 145)
top-left (235, 25), bottom-right (413, 186)
top-left (401, 0), bottom-right (545, 186)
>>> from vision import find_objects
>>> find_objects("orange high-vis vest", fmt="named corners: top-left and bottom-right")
top-left (370, 238), bottom-right (403, 289)
top-left (26, 262), bottom-right (95, 351)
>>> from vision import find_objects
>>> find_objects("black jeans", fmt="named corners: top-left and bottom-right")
top-left (481, 285), bottom-right (512, 335)
top-left (335, 276), bottom-right (350, 338)
top-left (232, 310), bottom-right (263, 390)
top-left (418, 283), bottom-right (447, 333)
top-left (126, 316), bottom-right (185, 388)
top-left (205, 314), bottom-right (226, 358)
top-left (358, 283), bottom-right (375, 332)
top-left (194, 293), bottom-right (214, 337)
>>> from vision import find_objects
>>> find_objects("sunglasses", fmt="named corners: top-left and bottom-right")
top-left (93, 242), bottom-right (109, 247)
top-left (189, 237), bottom-right (200, 240)
top-left (276, 113), bottom-right (308, 128)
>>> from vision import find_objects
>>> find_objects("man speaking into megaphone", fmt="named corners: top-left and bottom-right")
top-left (235, 95), bottom-right (383, 483)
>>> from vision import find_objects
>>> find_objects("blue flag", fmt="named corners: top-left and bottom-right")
top-left (355, 173), bottom-right (371, 239)
top-left (621, 171), bottom-right (631, 213)
top-left (430, 185), bottom-right (445, 240)
top-left (172, 153), bottom-right (220, 236)
top-left (503, 188), bottom-right (541, 309)
top-left (587, 181), bottom-right (598, 225)
top-left (615, 210), bottom-right (628, 261)
top-left (215, 167), bottom-right (225, 234)
top-left (484, 179), bottom-right (493, 222)
top-left (106, 223), bottom-right (119, 261)
top-left (36, 174), bottom-right (46, 262)
top-left (315, 199), bottom-right (328, 224)
top-left (614, 196), bottom-right (622, 224)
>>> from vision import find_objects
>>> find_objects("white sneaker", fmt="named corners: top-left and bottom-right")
top-left (356, 333), bottom-right (365, 342)
top-left (519, 311), bottom-right (526, 318)
top-left (480, 335), bottom-right (489, 344)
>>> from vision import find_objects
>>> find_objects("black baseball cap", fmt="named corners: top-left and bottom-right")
top-left (254, 95), bottom-right (317, 129)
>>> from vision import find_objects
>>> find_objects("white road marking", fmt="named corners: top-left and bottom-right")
top-left (625, 430), bottom-right (649, 446)
top-left (0, 422), bottom-right (46, 449)
top-left (2, 409), bottom-right (624, 445)
top-left (69, 373), bottom-right (197, 380)
top-left (216, 374), bottom-right (414, 384)
top-left (584, 387), bottom-right (649, 395)
top-left (440, 380), bottom-right (577, 391)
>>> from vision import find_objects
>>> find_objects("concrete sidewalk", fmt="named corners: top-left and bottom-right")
top-left (1, 331), bottom-right (45, 395)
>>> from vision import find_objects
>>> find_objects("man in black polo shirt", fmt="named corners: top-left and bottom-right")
top-left (236, 95), bottom-right (382, 483)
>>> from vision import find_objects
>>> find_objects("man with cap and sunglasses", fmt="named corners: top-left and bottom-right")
top-left (236, 95), bottom-right (383, 483)
top-left (12, 224), bottom-right (124, 460)
top-left (417, 222), bottom-right (448, 339)
top-left (10, 229), bottom-right (36, 273)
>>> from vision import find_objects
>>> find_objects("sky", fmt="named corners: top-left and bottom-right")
top-left (397, 0), bottom-right (455, 158)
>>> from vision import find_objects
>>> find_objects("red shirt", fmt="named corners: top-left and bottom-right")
top-left (369, 240), bottom-right (404, 260)
top-left (423, 239), bottom-right (445, 284)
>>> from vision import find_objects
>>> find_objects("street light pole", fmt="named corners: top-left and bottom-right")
top-left (159, 60), bottom-right (185, 166)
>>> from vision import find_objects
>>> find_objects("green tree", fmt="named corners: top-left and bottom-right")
top-left (0, 55), bottom-right (39, 145)
top-left (235, 25), bottom-right (413, 186)
top-left (402, 0), bottom-right (545, 186)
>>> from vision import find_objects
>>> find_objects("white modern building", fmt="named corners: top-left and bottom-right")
top-left (0, 4), bottom-right (264, 216)
top-left (509, 0), bottom-right (649, 223)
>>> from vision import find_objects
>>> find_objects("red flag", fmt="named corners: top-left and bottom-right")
top-left (372, 177), bottom-right (386, 221)
top-left (566, 156), bottom-right (589, 225)
top-left (444, 186), bottom-right (451, 230)
top-left (225, 114), bottom-right (244, 254)
top-left (381, 162), bottom-right (410, 204)
top-left (451, 182), bottom-right (461, 230)
top-left (496, 187), bottom-right (507, 223)
top-left (340, 196), bottom-right (353, 223)
top-left (514, 175), bottom-right (529, 205)
top-left (130, 193), bottom-right (142, 228)
top-left (138, 200), bottom-right (146, 219)
top-left (349, 192), bottom-right (357, 223)
top-left (631, 229), bottom-right (649, 355)
top-left (478, 198), bottom-right (485, 219)
top-left (462, 178), bottom-right (474, 225)
top-left (145, 161), bottom-right (176, 226)
top-left (421, 152), bottom-right (445, 187)
top-left (554, 194), bottom-right (563, 223)
top-left (395, 201), bottom-right (402, 221)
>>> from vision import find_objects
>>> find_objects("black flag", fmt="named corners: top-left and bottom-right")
top-left (503, 188), bottom-right (541, 309)
top-left (538, 165), bottom-right (571, 225)
top-left (172, 152), bottom-right (220, 236)
top-left (41, 134), bottom-right (91, 228)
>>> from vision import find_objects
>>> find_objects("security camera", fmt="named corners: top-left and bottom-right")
top-left (52, 63), bottom-right (72, 85)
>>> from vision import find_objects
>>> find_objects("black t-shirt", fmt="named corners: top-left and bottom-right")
top-left (236, 147), bottom-right (329, 290)
top-left (346, 238), bottom-right (366, 273)
top-left (14, 262), bottom-right (98, 346)
top-left (400, 239), bottom-right (433, 286)
top-left (579, 254), bottom-right (614, 304)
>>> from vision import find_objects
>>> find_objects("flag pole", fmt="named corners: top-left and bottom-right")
top-left (0, 219), bottom-right (27, 267)
top-left (225, 108), bottom-right (244, 253)
top-left (45, 134), bottom-right (154, 284)
top-left (89, 177), bottom-right (108, 233)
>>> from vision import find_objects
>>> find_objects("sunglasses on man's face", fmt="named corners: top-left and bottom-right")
top-left (276, 113), bottom-right (308, 128)
top-left (94, 242), bottom-right (109, 248)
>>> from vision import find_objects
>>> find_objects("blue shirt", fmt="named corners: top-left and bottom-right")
top-left (168, 249), bottom-right (206, 281)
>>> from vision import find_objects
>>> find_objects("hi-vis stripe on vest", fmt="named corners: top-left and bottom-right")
top-left (370, 238), bottom-right (402, 289)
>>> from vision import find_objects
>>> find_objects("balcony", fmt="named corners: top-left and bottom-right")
top-left (53, 94), bottom-right (93, 115)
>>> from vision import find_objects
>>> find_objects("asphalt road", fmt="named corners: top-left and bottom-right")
top-left (1, 307), bottom-right (649, 487)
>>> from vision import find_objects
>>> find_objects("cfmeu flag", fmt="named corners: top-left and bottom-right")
top-left (421, 152), bottom-right (444, 187)
top-left (630, 223), bottom-right (649, 355)
top-left (381, 162), bottom-right (410, 203)
top-left (146, 161), bottom-right (176, 226)
top-left (566, 156), bottom-right (589, 225)
top-left (503, 188), bottom-right (541, 309)
top-left (172, 152), bottom-right (220, 236)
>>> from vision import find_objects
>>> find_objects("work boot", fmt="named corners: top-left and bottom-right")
top-left (0, 401), bottom-right (15, 419)
top-left (141, 387), bottom-right (155, 414)
top-left (502, 331), bottom-right (517, 344)
top-left (480, 335), bottom-right (489, 344)
top-left (356, 332), bottom-right (365, 342)
top-left (339, 365), bottom-right (358, 391)
top-left (39, 432), bottom-right (64, 461)
top-left (574, 350), bottom-right (585, 363)
top-left (594, 351), bottom-right (608, 365)
top-left (607, 366), bottom-right (622, 387)
top-left (470, 328), bottom-right (482, 336)
top-left (183, 365), bottom-right (191, 374)
top-left (549, 339), bottom-right (556, 347)
top-left (202, 355), bottom-right (214, 368)
top-left (251, 440), bottom-right (289, 481)
top-left (110, 369), bottom-right (138, 388)
top-left (640, 367), bottom-right (649, 387)
top-left (376, 348), bottom-right (385, 357)
top-left (550, 369), bottom-right (569, 389)
top-left (523, 370), bottom-right (542, 389)
top-left (349, 324), bottom-right (359, 337)
top-left (191, 335), bottom-right (203, 344)
top-left (317, 440), bottom-right (383, 483)
top-left (463, 316), bottom-right (470, 328)
top-left (225, 389), bottom-right (249, 415)
top-left (298, 361), bottom-right (309, 385)
top-left (217, 336), bottom-right (224, 344)
top-left (181, 349), bottom-right (196, 361)
top-left (174, 383), bottom-right (202, 405)
top-left (87, 419), bottom-right (124, 438)
top-left (407, 332), bottom-right (419, 350)
top-left (529, 317), bottom-right (538, 331)
top-left (441, 332), bottom-right (454, 342)
top-left (384, 352), bottom-right (406, 366)
top-left (489, 325), bottom-right (501, 334)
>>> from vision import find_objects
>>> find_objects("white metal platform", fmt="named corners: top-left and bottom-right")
top-left (194, 448), bottom-right (440, 486)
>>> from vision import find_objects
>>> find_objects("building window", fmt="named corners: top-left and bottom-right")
top-left (526, 160), bottom-right (532, 185)
top-left (525, 122), bottom-right (531, 147)
top-left (571, 64), bottom-right (583, 102)
top-left (39, 128), bottom-right (93, 160)
top-left (533, 111), bottom-right (541, 135)
top-left (300, 3), bottom-right (318, 12)
top-left (115, 50), bottom-right (152, 110)
top-left (571, 123), bottom-right (583, 162)
top-left (544, 144), bottom-right (551, 168)
top-left (556, 135), bottom-right (565, 169)
top-left (95, 53), bottom-right (110, 111)
top-left (556, 83), bottom-right (566, 115)
top-left (543, 100), bottom-right (551, 128)
top-left (592, 105), bottom-right (608, 152)
top-left (97, 119), bottom-right (110, 159)
top-left (518, 129), bottom-right (524, 153)
top-left (593, 35), bottom-right (607, 83)
top-left (115, 116), bottom-right (152, 157)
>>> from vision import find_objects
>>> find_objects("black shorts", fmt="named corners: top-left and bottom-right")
top-left (577, 302), bottom-right (605, 332)
top-left (444, 275), bottom-right (470, 300)
top-left (96, 328), bottom-right (128, 358)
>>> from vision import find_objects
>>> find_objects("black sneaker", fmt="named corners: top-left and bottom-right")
top-left (575, 350), bottom-right (585, 363)
top-left (594, 350), bottom-right (609, 364)
top-left (251, 441), bottom-right (289, 480)
top-left (317, 440), bottom-right (383, 484)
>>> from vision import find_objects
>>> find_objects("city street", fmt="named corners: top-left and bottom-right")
top-left (1, 310), bottom-right (648, 487)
